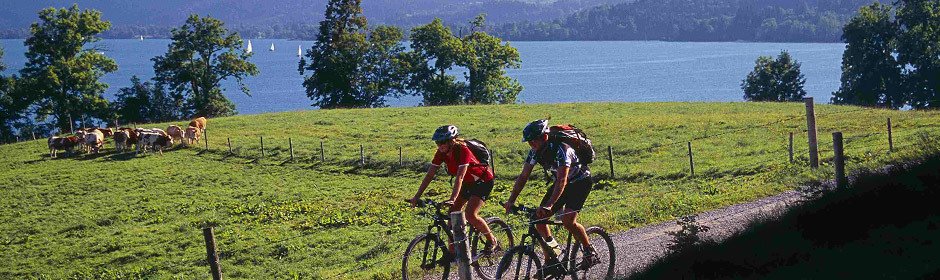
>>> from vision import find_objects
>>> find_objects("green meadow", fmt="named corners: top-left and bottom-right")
top-left (1, 102), bottom-right (938, 279)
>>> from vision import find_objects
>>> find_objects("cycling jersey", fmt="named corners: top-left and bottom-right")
top-left (432, 144), bottom-right (495, 183)
top-left (526, 142), bottom-right (591, 183)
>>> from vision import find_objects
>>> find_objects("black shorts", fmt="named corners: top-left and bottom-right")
top-left (540, 176), bottom-right (593, 212)
top-left (460, 180), bottom-right (495, 201)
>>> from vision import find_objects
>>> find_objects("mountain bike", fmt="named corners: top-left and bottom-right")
top-left (495, 204), bottom-right (615, 280)
top-left (402, 199), bottom-right (515, 280)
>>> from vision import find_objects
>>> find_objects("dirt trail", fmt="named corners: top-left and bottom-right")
top-left (609, 190), bottom-right (805, 278)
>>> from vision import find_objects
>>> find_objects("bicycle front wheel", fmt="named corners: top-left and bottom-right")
top-left (495, 245), bottom-right (543, 280)
top-left (569, 226), bottom-right (616, 280)
top-left (402, 233), bottom-right (450, 280)
top-left (471, 217), bottom-right (515, 280)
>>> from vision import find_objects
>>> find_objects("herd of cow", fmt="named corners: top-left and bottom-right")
top-left (46, 117), bottom-right (208, 158)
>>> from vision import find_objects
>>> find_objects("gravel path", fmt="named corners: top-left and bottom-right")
top-left (608, 190), bottom-right (806, 278)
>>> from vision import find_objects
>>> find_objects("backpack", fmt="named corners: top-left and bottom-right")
top-left (463, 139), bottom-right (493, 167)
top-left (543, 124), bottom-right (595, 166)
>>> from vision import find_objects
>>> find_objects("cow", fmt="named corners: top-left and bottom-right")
top-left (48, 136), bottom-right (81, 158)
top-left (136, 128), bottom-right (168, 137)
top-left (121, 128), bottom-right (140, 151)
top-left (189, 117), bottom-right (207, 132)
top-left (113, 130), bottom-right (129, 152)
top-left (97, 128), bottom-right (114, 138)
top-left (84, 129), bottom-right (105, 154)
top-left (74, 130), bottom-right (88, 151)
top-left (184, 126), bottom-right (201, 146)
top-left (166, 125), bottom-right (184, 145)
top-left (137, 132), bottom-right (171, 155)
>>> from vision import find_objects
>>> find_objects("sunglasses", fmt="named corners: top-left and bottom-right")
top-left (435, 140), bottom-right (448, 145)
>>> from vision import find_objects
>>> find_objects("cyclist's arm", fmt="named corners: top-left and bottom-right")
top-left (449, 164), bottom-right (470, 202)
top-left (413, 164), bottom-right (441, 200)
top-left (544, 166), bottom-right (569, 209)
top-left (507, 162), bottom-right (535, 205)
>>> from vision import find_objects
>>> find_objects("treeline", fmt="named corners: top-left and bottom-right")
top-left (494, 0), bottom-right (883, 42)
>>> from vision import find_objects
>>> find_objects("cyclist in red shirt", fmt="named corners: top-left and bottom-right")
top-left (408, 125), bottom-right (499, 257)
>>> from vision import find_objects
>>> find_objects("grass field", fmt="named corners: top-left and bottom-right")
top-left (1, 102), bottom-right (939, 279)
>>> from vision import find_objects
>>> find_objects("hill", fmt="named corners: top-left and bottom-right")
top-left (494, 0), bottom-right (883, 42)
top-left (1, 102), bottom-right (937, 278)
top-left (0, 0), bottom-right (629, 39)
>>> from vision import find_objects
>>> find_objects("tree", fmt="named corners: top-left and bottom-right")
top-left (896, 0), bottom-right (940, 109)
top-left (111, 76), bottom-right (183, 124)
top-left (742, 51), bottom-right (807, 102)
top-left (0, 48), bottom-right (26, 142)
top-left (832, 3), bottom-right (904, 109)
top-left (299, 0), bottom-right (408, 108)
top-left (153, 14), bottom-right (258, 118)
top-left (18, 5), bottom-right (117, 132)
top-left (404, 18), bottom-right (467, 106)
top-left (461, 14), bottom-right (523, 104)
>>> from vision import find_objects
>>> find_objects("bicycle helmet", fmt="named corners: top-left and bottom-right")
top-left (432, 125), bottom-right (460, 142)
top-left (522, 119), bottom-right (549, 142)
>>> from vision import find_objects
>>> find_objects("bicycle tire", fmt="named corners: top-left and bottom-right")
top-left (471, 217), bottom-right (516, 280)
top-left (495, 245), bottom-right (543, 280)
top-left (569, 226), bottom-right (616, 280)
top-left (402, 233), bottom-right (450, 280)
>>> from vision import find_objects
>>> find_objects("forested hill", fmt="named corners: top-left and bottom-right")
top-left (493, 0), bottom-right (883, 42)
top-left (0, 0), bottom-right (628, 39)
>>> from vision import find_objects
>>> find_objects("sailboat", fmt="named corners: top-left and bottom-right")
top-left (139, 35), bottom-right (144, 41)
top-left (297, 45), bottom-right (302, 57)
top-left (246, 40), bottom-right (253, 53)
top-left (269, 43), bottom-right (275, 52)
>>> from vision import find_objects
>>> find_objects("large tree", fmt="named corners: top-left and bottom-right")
top-left (405, 15), bottom-right (522, 106)
top-left (405, 18), bottom-right (467, 106)
top-left (896, 0), bottom-right (940, 109)
top-left (832, 3), bottom-right (905, 109)
top-left (152, 14), bottom-right (258, 118)
top-left (741, 51), bottom-right (807, 102)
top-left (18, 5), bottom-right (117, 132)
top-left (0, 48), bottom-right (27, 142)
top-left (461, 14), bottom-right (523, 104)
top-left (299, 0), bottom-right (408, 108)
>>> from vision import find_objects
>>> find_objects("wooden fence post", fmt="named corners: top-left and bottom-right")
top-left (289, 138), bottom-right (294, 161)
top-left (69, 115), bottom-right (74, 133)
top-left (227, 138), bottom-right (232, 154)
top-left (204, 128), bottom-right (209, 150)
top-left (491, 150), bottom-right (496, 176)
top-left (607, 145), bottom-right (615, 178)
top-left (788, 132), bottom-right (794, 163)
top-left (320, 141), bottom-right (325, 162)
top-left (833, 132), bottom-right (846, 188)
top-left (32, 131), bottom-right (36, 141)
top-left (449, 212), bottom-right (474, 280)
top-left (688, 142), bottom-right (695, 177)
top-left (202, 227), bottom-right (223, 280)
top-left (887, 117), bottom-right (894, 152)
top-left (360, 144), bottom-right (365, 165)
top-left (399, 146), bottom-right (403, 166)
top-left (260, 136), bottom-right (265, 158)
top-left (804, 97), bottom-right (819, 169)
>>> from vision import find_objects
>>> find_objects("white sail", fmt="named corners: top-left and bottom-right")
top-left (297, 45), bottom-right (302, 57)
top-left (246, 40), bottom-right (253, 53)
top-left (269, 43), bottom-right (275, 51)
top-left (139, 35), bottom-right (144, 41)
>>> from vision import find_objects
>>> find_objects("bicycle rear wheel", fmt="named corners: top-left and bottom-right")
top-left (569, 226), bottom-right (615, 280)
top-left (471, 217), bottom-right (515, 280)
top-left (496, 245), bottom-right (543, 280)
top-left (402, 233), bottom-right (450, 280)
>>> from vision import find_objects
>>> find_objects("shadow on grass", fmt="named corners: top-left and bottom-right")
top-left (625, 151), bottom-right (940, 279)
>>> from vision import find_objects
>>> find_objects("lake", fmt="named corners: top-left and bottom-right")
top-left (0, 39), bottom-right (845, 114)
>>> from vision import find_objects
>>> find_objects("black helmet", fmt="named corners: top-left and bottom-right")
top-left (522, 119), bottom-right (549, 142)
top-left (432, 125), bottom-right (460, 142)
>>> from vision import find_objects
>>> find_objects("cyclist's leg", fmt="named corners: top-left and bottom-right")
top-left (560, 208), bottom-right (590, 248)
top-left (560, 177), bottom-right (594, 249)
top-left (464, 196), bottom-right (496, 243)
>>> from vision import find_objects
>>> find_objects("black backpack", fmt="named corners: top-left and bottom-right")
top-left (463, 139), bottom-right (493, 167)
top-left (544, 124), bottom-right (595, 166)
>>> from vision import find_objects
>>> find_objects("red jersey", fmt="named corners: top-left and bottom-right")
top-left (432, 144), bottom-right (495, 183)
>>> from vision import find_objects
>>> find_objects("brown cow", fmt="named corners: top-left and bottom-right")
top-left (120, 128), bottom-right (140, 151)
top-left (189, 117), bottom-right (207, 132)
top-left (184, 126), bottom-right (201, 146)
top-left (113, 130), bottom-right (129, 152)
top-left (84, 129), bottom-right (105, 154)
top-left (166, 125), bottom-right (184, 145)
top-left (48, 136), bottom-right (81, 158)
